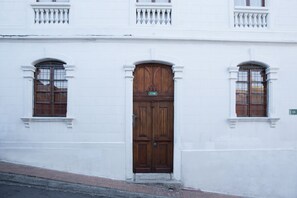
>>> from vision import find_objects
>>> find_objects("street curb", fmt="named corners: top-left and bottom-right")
top-left (0, 172), bottom-right (167, 198)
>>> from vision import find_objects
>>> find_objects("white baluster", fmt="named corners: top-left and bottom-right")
top-left (141, 9), bottom-right (145, 24)
top-left (66, 9), bottom-right (70, 23)
top-left (161, 9), bottom-right (165, 25)
top-left (136, 8), bottom-right (140, 24)
top-left (152, 9), bottom-right (156, 24)
top-left (157, 9), bottom-right (161, 25)
top-left (62, 9), bottom-right (66, 23)
top-left (252, 13), bottom-right (257, 28)
top-left (239, 13), bottom-right (243, 27)
top-left (165, 9), bottom-right (170, 25)
top-left (149, 9), bottom-right (153, 24)
top-left (46, 9), bottom-right (50, 23)
top-left (49, 9), bottom-right (53, 23)
top-left (264, 13), bottom-right (268, 27)
top-left (234, 12), bottom-right (237, 27)
top-left (248, 13), bottom-right (253, 27)
top-left (54, 9), bottom-right (58, 23)
top-left (244, 13), bottom-right (249, 27)
top-left (257, 13), bottom-right (261, 27)
top-left (40, 9), bottom-right (44, 24)
top-left (34, 9), bottom-right (37, 23)
top-left (167, 9), bottom-right (171, 25)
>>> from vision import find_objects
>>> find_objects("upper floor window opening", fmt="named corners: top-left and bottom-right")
top-left (235, 0), bottom-right (265, 7)
top-left (36, 0), bottom-right (69, 2)
top-left (137, 0), bottom-right (171, 3)
top-left (34, 61), bottom-right (67, 117)
top-left (236, 64), bottom-right (267, 117)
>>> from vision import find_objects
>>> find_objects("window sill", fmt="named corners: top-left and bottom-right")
top-left (228, 117), bottom-right (280, 128)
top-left (21, 117), bottom-right (74, 128)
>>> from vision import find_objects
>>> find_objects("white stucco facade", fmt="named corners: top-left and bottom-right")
top-left (0, 0), bottom-right (297, 197)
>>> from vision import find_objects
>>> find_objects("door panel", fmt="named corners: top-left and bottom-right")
top-left (133, 64), bottom-right (173, 173)
top-left (133, 141), bottom-right (152, 173)
top-left (133, 102), bottom-right (152, 141)
top-left (153, 142), bottom-right (172, 172)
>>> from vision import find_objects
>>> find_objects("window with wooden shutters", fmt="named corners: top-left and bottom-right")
top-left (236, 64), bottom-right (267, 117)
top-left (34, 61), bottom-right (67, 117)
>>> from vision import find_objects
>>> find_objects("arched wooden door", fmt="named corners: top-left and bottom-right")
top-left (133, 63), bottom-right (174, 173)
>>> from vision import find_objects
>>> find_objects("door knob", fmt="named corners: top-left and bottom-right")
top-left (153, 142), bottom-right (157, 147)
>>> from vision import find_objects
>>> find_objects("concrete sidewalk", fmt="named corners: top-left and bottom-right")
top-left (0, 161), bottom-right (241, 198)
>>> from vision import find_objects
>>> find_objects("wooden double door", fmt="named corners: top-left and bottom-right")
top-left (133, 63), bottom-right (174, 173)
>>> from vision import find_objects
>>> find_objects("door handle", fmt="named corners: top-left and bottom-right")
top-left (153, 142), bottom-right (157, 147)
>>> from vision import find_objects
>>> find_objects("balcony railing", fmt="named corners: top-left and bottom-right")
top-left (136, 3), bottom-right (172, 26)
top-left (31, 3), bottom-right (70, 24)
top-left (234, 7), bottom-right (268, 28)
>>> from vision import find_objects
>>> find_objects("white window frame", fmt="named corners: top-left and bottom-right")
top-left (21, 64), bottom-right (75, 128)
top-left (228, 66), bottom-right (279, 128)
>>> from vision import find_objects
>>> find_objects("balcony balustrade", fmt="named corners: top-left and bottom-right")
top-left (136, 3), bottom-right (172, 26)
top-left (234, 7), bottom-right (268, 28)
top-left (32, 3), bottom-right (70, 24)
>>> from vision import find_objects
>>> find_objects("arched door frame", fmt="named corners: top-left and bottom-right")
top-left (124, 61), bottom-right (183, 181)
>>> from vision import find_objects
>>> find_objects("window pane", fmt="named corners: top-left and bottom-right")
top-left (54, 69), bottom-right (66, 80)
top-left (34, 104), bottom-right (51, 116)
top-left (36, 93), bottom-right (51, 102)
top-left (236, 82), bottom-right (248, 93)
top-left (251, 70), bottom-right (264, 81)
top-left (37, 68), bottom-right (50, 80)
top-left (238, 71), bottom-right (248, 81)
top-left (54, 81), bottom-right (67, 90)
top-left (36, 80), bottom-right (51, 91)
top-left (234, 0), bottom-right (246, 6)
top-left (54, 104), bottom-right (67, 116)
top-left (236, 94), bottom-right (248, 104)
top-left (250, 94), bottom-right (265, 104)
top-left (251, 82), bottom-right (264, 93)
top-left (54, 92), bottom-right (67, 103)
top-left (250, 0), bottom-right (263, 7)
top-left (250, 105), bottom-right (266, 116)
top-left (236, 105), bottom-right (248, 117)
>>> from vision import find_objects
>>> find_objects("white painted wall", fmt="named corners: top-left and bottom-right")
top-left (0, 0), bottom-right (297, 198)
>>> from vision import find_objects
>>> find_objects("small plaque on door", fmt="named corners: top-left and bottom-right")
top-left (148, 91), bottom-right (158, 96)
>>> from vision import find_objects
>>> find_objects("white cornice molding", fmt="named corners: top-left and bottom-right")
top-left (2, 33), bottom-right (297, 44)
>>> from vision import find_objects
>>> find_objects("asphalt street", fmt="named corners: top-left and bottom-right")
top-left (0, 182), bottom-right (108, 198)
